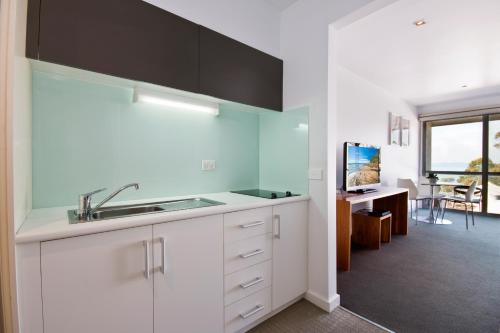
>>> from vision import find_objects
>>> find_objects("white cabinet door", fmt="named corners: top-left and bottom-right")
top-left (272, 201), bottom-right (308, 310)
top-left (153, 215), bottom-right (224, 333)
top-left (41, 226), bottom-right (154, 333)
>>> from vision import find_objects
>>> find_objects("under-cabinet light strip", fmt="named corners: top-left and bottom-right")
top-left (134, 88), bottom-right (219, 116)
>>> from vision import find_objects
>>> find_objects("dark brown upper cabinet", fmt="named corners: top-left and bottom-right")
top-left (31, 0), bottom-right (199, 93)
top-left (199, 27), bottom-right (283, 112)
top-left (26, 0), bottom-right (283, 111)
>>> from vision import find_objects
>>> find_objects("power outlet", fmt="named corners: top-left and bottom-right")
top-left (201, 160), bottom-right (216, 171)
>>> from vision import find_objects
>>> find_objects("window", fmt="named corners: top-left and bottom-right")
top-left (425, 117), bottom-right (483, 172)
top-left (488, 114), bottom-right (500, 214)
top-left (423, 113), bottom-right (500, 215)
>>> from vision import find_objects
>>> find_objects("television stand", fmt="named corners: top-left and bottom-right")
top-left (348, 188), bottom-right (377, 194)
top-left (336, 187), bottom-right (409, 271)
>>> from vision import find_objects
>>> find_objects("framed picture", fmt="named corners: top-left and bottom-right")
top-left (401, 118), bottom-right (410, 147)
top-left (389, 112), bottom-right (401, 145)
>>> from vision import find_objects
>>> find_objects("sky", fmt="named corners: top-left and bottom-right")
top-left (348, 145), bottom-right (379, 164)
top-left (431, 119), bottom-right (500, 166)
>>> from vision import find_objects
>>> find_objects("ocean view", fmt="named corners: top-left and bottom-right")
top-left (431, 162), bottom-right (468, 171)
top-left (348, 162), bottom-right (372, 173)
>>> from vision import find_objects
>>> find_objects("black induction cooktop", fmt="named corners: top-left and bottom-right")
top-left (231, 189), bottom-right (299, 199)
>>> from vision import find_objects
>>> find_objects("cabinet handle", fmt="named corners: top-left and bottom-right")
top-left (160, 237), bottom-right (166, 275)
top-left (143, 240), bottom-right (151, 279)
top-left (240, 305), bottom-right (264, 319)
top-left (240, 277), bottom-right (264, 289)
top-left (240, 221), bottom-right (264, 229)
top-left (274, 214), bottom-right (281, 239)
top-left (239, 249), bottom-right (264, 259)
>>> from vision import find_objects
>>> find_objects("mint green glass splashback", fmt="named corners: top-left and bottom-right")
top-left (32, 71), bottom-right (309, 208)
top-left (259, 107), bottom-right (309, 195)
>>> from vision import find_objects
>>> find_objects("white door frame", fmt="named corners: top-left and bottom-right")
top-left (325, 0), bottom-right (399, 308)
top-left (0, 0), bottom-right (20, 331)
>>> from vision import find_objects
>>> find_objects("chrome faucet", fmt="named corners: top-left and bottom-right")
top-left (78, 183), bottom-right (140, 220)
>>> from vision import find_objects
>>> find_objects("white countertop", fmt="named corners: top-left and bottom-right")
top-left (16, 192), bottom-right (310, 243)
top-left (337, 187), bottom-right (408, 204)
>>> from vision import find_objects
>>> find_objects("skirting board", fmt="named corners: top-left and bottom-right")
top-left (305, 290), bottom-right (340, 312)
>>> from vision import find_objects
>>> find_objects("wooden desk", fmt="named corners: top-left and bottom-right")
top-left (336, 187), bottom-right (409, 271)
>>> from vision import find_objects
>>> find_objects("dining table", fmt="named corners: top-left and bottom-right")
top-left (418, 182), bottom-right (460, 225)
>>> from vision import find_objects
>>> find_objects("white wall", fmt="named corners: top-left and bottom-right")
top-left (417, 93), bottom-right (500, 115)
top-left (336, 66), bottom-right (419, 188)
top-left (144, 0), bottom-right (281, 58)
top-left (280, 0), bottom-right (378, 311)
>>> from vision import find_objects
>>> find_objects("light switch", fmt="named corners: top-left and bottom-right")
top-left (201, 160), bottom-right (216, 171)
top-left (309, 168), bottom-right (323, 180)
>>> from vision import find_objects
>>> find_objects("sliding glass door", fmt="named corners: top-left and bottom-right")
top-left (423, 113), bottom-right (500, 215)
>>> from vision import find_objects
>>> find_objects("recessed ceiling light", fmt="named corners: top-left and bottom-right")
top-left (414, 19), bottom-right (426, 27)
top-left (461, 85), bottom-right (468, 88)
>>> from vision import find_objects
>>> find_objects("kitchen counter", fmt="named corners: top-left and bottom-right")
top-left (16, 192), bottom-right (310, 243)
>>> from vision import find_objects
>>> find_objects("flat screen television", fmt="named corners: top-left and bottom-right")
top-left (343, 142), bottom-right (381, 191)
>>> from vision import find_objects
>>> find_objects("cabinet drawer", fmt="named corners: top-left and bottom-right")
top-left (224, 207), bottom-right (272, 243)
top-left (225, 287), bottom-right (271, 333)
top-left (224, 234), bottom-right (272, 275)
top-left (224, 260), bottom-right (271, 306)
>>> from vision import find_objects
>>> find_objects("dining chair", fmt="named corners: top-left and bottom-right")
top-left (439, 181), bottom-right (480, 230)
top-left (397, 178), bottom-right (432, 225)
top-left (417, 176), bottom-right (433, 209)
top-left (454, 185), bottom-right (482, 210)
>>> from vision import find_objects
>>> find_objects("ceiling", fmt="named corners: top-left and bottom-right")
top-left (337, 0), bottom-right (500, 107)
top-left (265, 0), bottom-right (298, 11)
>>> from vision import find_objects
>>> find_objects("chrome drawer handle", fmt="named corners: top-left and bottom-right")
top-left (240, 221), bottom-right (264, 229)
top-left (240, 305), bottom-right (264, 319)
top-left (240, 249), bottom-right (264, 259)
top-left (160, 237), bottom-right (167, 275)
top-left (143, 240), bottom-right (151, 279)
top-left (240, 277), bottom-right (264, 289)
top-left (274, 214), bottom-right (281, 239)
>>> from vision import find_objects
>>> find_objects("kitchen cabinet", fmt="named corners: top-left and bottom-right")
top-left (40, 215), bottom-right (223, 333)
top-left (224, 260), bottom-right (272, 306)
top-left (225, 287), bottom-right (272, 333)
top-left (223, 207), bottom-right (273, 244)
top-left (20, 199), bottom-right (309, 333)
top-left (31, 0), bottom-right (199, 93)
top-left (272, 201), bottom-right (308, 310)
top-left (199, 27), bottom-right (283, 111)
top-left (223, 208), bottom-right (274, 332)
top-left (26, 0), bottom-right (283, 111)
top-left (41, 226), bottom-right (154, 333)
top-left (153, 215), bottom-right (224, 333)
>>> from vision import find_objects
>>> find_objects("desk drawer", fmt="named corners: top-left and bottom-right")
top-left (225, 287), bottom-right (271, 333)
top-left (224, 234), bottom-right (272, 275)
top-left (224, 207), bottom-right (273, 244)
top-left (224, 260), bottom-right (272, 306)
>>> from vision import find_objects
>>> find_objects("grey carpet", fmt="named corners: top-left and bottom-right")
top-left (250, 299), bottom-right (388, 333)
top-left (338, 210), bottom-right (500, 333)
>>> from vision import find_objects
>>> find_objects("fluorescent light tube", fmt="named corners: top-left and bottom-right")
top-left (134, 88), bottom-right (219, 116)
top-left (296, 123), bottom-right (309, 130)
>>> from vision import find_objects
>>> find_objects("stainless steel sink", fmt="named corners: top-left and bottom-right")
top-left (91, 205), bottom-right (165, 220)
top-left (68, 197), bottom-right (225, 224)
